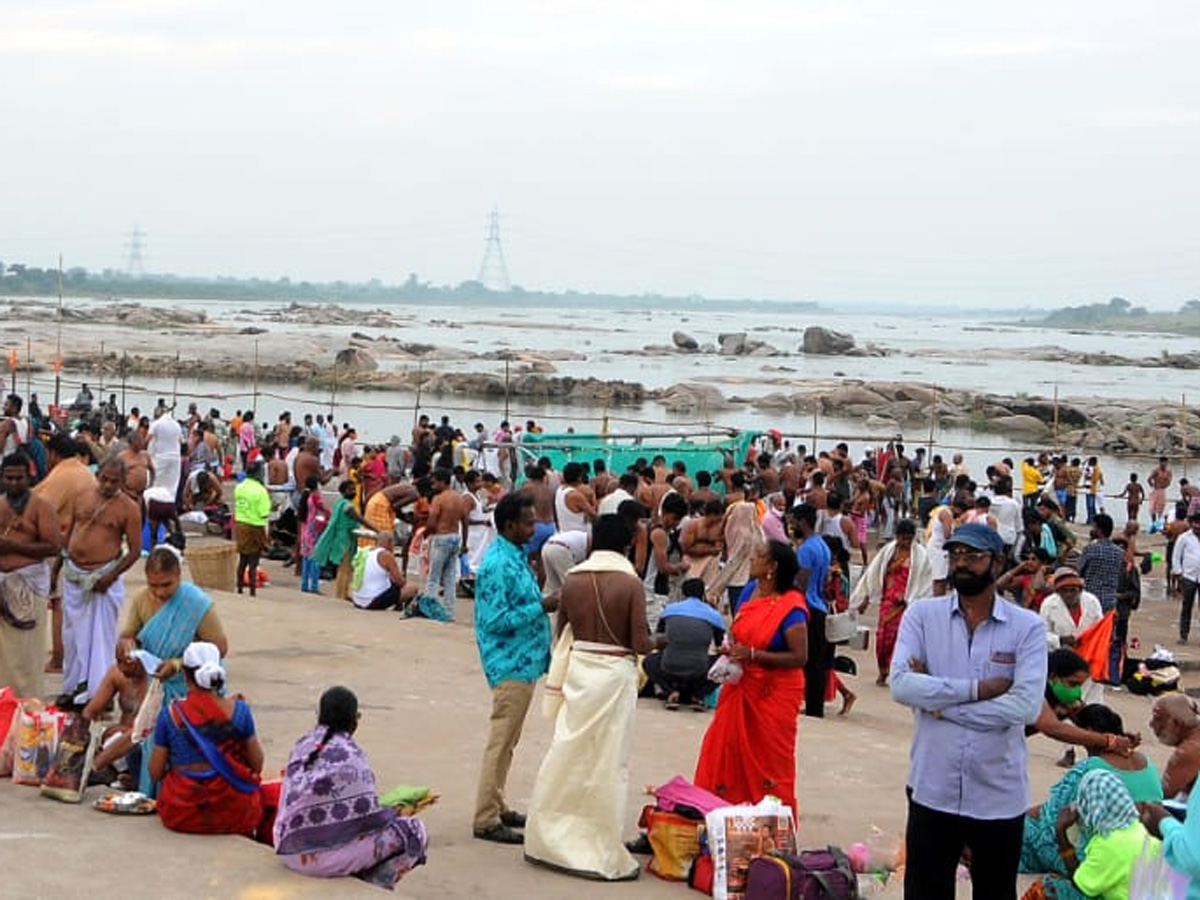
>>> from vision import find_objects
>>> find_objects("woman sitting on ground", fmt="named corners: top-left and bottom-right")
top-left (149, 641), bottom-right (264, 836)
top-left (1022, 769), bottom-right (1158, 900)
top-left (275, 686), bottom-right (428, 889)
top-left (1021, 704), bottom-right (1161, 878)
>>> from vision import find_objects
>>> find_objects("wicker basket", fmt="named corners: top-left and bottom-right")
top-left (187, 542), bottom-right (237, 592)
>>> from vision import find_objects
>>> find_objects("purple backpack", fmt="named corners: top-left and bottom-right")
top-left (744, 847), bottom-right (858, 900)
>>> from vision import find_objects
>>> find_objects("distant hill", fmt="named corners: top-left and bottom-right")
top-left (0, 260), bottom-right (818, 315)
top-left (1023, 296), bottom-right (1200, 337)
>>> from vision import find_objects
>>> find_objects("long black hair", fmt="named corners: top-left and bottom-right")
top-left (303, 685), bottom-right (359, 769)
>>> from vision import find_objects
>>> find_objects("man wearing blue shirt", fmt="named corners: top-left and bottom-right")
top-left (472, 492), bottom-right (559, 845)
top-left (891, 523), bottom-right (1047, 900)
top-left (792, 503), bottom-right (832, 718)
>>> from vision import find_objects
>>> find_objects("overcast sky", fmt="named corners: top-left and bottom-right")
top-left (2, 1), bottom-right (1198, 308)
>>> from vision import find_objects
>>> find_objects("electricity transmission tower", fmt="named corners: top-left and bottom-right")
top-left (125, 226), bottom-right (146, 277)
top-left (476, 207), bottom-right (511, 292)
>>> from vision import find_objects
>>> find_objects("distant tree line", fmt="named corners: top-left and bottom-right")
top-left (0, 258), bottom-right (818, 314)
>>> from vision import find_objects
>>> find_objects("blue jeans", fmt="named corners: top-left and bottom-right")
top-left (1085, 493), bottom-right (1097, 523)
top-left (301, 557), bottom-right (320, 592)
top-left (427, 533), bottom-right (462, 617)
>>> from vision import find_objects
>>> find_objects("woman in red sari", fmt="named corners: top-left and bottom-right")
top-left (149, 641), bottom-right (264, 836)
top-left (694, 540), bottom-right (808, 817)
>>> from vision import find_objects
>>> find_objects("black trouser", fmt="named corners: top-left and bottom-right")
top-left (904, 791), bottom-right (1023, 900)
top-left (1181, 578), bottom-right (1200, 640)
top-left (360, 583), bottom-right (402, 610)
top-left (804, 608), bottom-right (833, 718)
top-left (642, 653), bottom-right (715, 703)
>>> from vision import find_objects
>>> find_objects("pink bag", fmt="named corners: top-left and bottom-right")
top-left (654, 775), bottom-right (728, 817)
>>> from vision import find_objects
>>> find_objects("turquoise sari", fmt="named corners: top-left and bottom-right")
top-left (136, 582), bottom-right (213, 794)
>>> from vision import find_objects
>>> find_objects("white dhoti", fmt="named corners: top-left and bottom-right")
top-left (61, 558), bottom-right (125, 704)
top-left (151, 452), bottom-right (181, 498)
top-left (525, 644), bottom-right (640, 881)
top-left (0, 562), bottom-right (52, 700)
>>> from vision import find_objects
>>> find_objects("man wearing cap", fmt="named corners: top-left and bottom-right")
top-left (891, 522), bottom-right (1047, 900)
top-left (1172, 512), bottom-right (1200, 644)
top-left (1039, 567), bottom-right (1103, 650)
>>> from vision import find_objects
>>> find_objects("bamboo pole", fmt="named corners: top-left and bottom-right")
top-left (329, 358), bottom-right (338, 421)
top-left (1052, 384), bottom-right (1060, 448)
top-left (1183, 393), bottom-right (1189, 479)
top-left (25, 336), bottom-right (31, 398)
top-left (171, 350), bottom-right (180, 412)
top-left (413, 360), bottom-right (423, 426)
top-left (54, 254), bottom-right (63, 408)
top-left (252, 340), bottom-right (260, 412)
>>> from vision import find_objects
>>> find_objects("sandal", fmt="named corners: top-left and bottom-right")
top-left (665, 692), bottom-right (681, 711)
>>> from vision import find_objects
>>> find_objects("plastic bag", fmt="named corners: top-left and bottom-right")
top-left (708, 655), bottom-right (743, 686)
top-left (705, 797), bottom-right (797, 900)
top-left (131, 678), bottom-right (163, 745)
top-left (1128, 835), bottom-right (1187, 900)
top-left (12, 701), bottom-right (61, 786)
top-left (41, 712), bottom-right (98, 802)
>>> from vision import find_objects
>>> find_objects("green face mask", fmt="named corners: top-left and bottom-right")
top-left (1051, 681), bottom-right (1084, 706)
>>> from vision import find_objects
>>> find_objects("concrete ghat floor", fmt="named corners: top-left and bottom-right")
top-left (2, 543), bottom-right (1187, 900)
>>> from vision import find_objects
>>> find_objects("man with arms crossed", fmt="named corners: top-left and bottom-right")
top-left (891, 523), bottom-right (1047, 900)
top-left (61, 458), bottom-right (143, 705)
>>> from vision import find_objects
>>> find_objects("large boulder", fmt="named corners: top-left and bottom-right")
top-left (718, 332), bottom-right (747, 356)
top-left (334, 347), bottom-right (378, 373)
top-left (802, 326), bottom-right (855, 355)
top-left (672, 331), bottom-right (700, 351)
top-left (657, 382), bottom-right (727, 413)
top-left (821, 386), bottom-right (889, 411)
top-left (990, 415), bottom-right (1049, 437)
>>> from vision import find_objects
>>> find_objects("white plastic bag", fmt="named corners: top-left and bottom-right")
top-left (1129, 835), bottom-right (1187, 900)
top-left (708, 655), bottom-right (744, 685)
top-left (704, 796), bottom-right (797, 900)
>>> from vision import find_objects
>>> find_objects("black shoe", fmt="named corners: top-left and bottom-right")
top-left (500, 810), bottom-right (527, 828)
top-left (474, 824), bottom-right (524, 845)
top-left (625, 834), bottom-right (653, 855)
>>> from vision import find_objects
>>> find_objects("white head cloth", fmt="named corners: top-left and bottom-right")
top-left (182, 641), bottom-right (225, 690)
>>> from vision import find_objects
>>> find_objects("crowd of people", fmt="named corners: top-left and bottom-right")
top-left (9, 389), bottom-right (1200, 897)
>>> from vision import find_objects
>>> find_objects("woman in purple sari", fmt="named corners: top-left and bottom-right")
top-left (275, 686), bottom-right (428, 890)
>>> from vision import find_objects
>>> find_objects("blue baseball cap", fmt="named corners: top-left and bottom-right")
top-left (944, 523), bottom-right (1004, 556)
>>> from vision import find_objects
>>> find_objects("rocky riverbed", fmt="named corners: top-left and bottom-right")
top-left (1, 298), bottom-right (1196, 454)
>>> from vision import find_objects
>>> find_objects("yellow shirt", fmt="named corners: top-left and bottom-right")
top-left (234, 478), bottom-right (272, 527)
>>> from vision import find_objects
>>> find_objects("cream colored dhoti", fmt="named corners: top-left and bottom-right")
top-left (0, 562), bottom-right (52, 699)
top-left (524, 643), bottom-right (640, 881)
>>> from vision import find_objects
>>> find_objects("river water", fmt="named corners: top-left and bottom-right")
top-left (10, 295), bottom-right (1200, 519)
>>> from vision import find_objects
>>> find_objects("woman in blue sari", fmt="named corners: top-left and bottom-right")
top-left (117, 546), bottom-right (227, 793)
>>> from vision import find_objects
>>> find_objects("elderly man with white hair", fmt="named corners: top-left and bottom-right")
top-left (1151, 693), bottom-right (1200, 802)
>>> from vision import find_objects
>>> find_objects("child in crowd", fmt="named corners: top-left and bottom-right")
top-left (298, 475), bottom-right (329, 594)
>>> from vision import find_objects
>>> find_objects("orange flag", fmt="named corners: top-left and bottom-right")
top-left (1075, 610), bottom-right (1118, 684)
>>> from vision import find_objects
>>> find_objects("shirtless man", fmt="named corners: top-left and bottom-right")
top-left (425, 468), bottom-right (469, 619)
top-left (1117, 473), bottom-right (1146, 525)
top-left (805, 470), bottom-right (828, 512)
top-left (117, 431), bottom-right (154, 506)
top-left (779, 456), bottom-right (801, 508)
top-left (590, 459), bottom-right (617, 504)
top-left (690, 471), bottom-right (722, 509)
top-left (520, 464), bottom-right (557, 566)
top-left (757, 455), bottom-right (780, 494)
top-left (82, 650), bottom-right (149, 788)
top-left (292, 437), bottom-right (326, 500)
top-left (61, 458), bottom-right (143, 706)
top-left (681, 499), bottom-right (725, 588)
top-left (35, 433), bottom-right (98, 673)
top-left (1149, 457), bottom-right (1173, 528)
top-left (0, 453), bottom-right (61, 699)
top-left (670, 461), bottom-right (694, 499)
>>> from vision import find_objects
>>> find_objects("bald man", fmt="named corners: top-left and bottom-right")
top-left (1152, 693), bottom-right (1200, 800)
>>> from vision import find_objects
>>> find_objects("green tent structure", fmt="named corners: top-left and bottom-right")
top-left (511, 430), bottom-right (760, 478)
